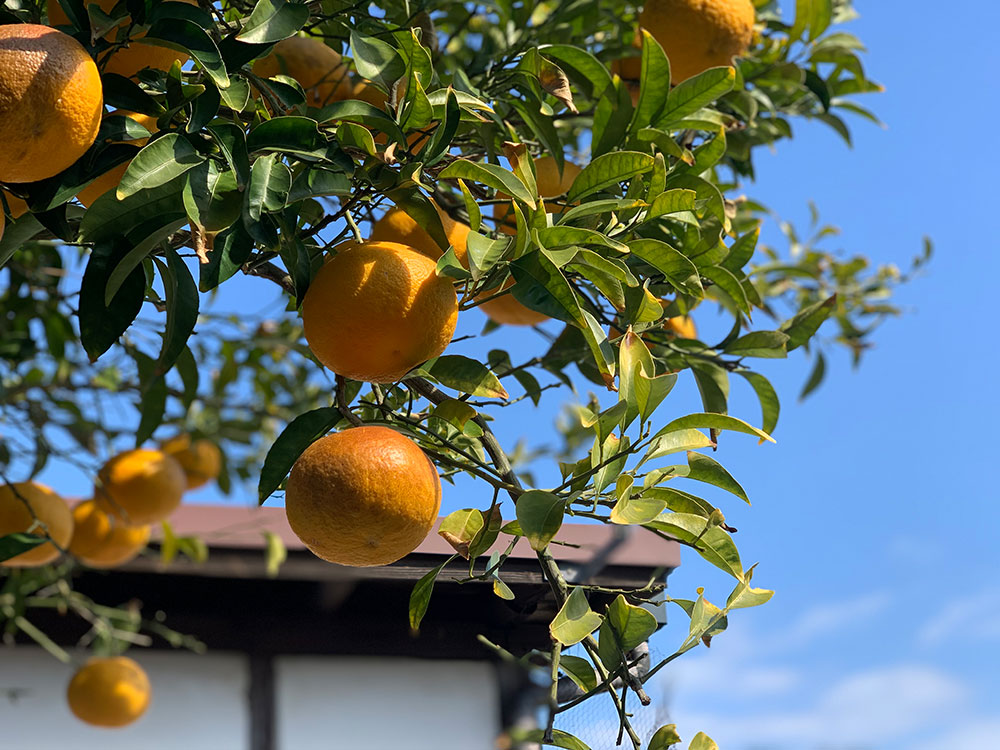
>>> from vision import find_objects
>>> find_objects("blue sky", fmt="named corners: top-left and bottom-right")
top-left (27, 1), bottom-right (998, 747)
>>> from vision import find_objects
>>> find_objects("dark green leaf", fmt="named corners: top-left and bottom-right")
top-left (118, 133), bottom-right (204, 199)
top-left (258, 407), bottom-right (340, 503)
top-left (236, 0), bottom-right (309, 44)
top-left (0, 533), bottom-right (45, 563)
top-left (566, 151), bottom-right (654, 203)
top-left (79, 240), bottom-right (146, 361)
top-left (515, 490), bottom-right (565, 551)
top-left (427, 356), bottom-right (509, 399)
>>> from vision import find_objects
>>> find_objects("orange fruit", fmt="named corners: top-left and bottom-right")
top-left (351, 80), bottom-right (389, 109)
top-left (96, 449), bottom-right (186, 525)
top-left (369, 205), bottom-right (470, 262)
top-left (0, 482), bottom-right (73, 567)
top-left (158, 434), bottom-right (222, 490)
top-left (76, 110), bottom-right (159, 207)
top-left (639, 0), bottom-right (755, 83)
top-left (301, 241), bottom-right (458, 383)
top-left (0, 24), bottom-right (102, 183)
top-left (253, 36), bottom-right (353, 108)
top-left (69, 499), bottom-right (149, 568)
top-left (2, 191), bottom-right (29, 217)
top-left (48, 0), bottom-right (196, 79)
top-left (285, 426), bottom-right (442, 566)
top-left (664, 315), bottom-right (697, 339)
top-left (486, 155), bottom-right (583, 326)
top-left (67, 656), bottom-right (151, 727)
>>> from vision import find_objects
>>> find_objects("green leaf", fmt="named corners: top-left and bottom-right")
top-left (409, 559), bottom-right (450, 631)
top-left (264, 530), bottom-right (287, 578)
top-left (655, 413), bottom-right (774, 444)
top-left (722, 225), bottom-right (761, 273)
top-left (0, 213), bottom-right (45, 269)
top-left (511, 729), bottom-right (592, 750)
top-left (645, 512), bottom-right (743, 579)
top-left (641, 428), bottom-right (714, 464)
top-left (629, 239), bottom-right (702, 297)
top-left (628, 30), bottom-right (671, 135)
top-left (646, 188), bottom-right (697, 219)
top-left (236, 0), bottom-right (309, 44)
top-left (430, 399), bottom-right (478, 431)
top-left (118, 134), bottom-right (204, 199)
top-left (200, 222), bottom-right (254, 291)
top-left (516, 490), bottom-right (565, 551)
top-left (258, 407), bottom-right (340, 503)
top-left (0, 533), bottom-right (45, 563)
top-left (245, 153), bottom-right (292, 220)
top-left (246, 116), bottom-right (323, 156)
top-left (799, 350), bottom-right (827, 401)
top-left (509, 249), bottom-right (585, 326)
top-left (658, 67), bottom-right (736, 126)
top-left (689, 732), bottom-right (720, 750)
top-left (686, 451), bottom-right (749, 503)
top-left (726, 572), bottom-right (775, 611)
top-left (438, 508), bottom-right (486, 559)
top-left (702, 264), bottom-right (749, 314)
top-left (79, 240), bottom-right (146, 361)
top-left (737, 370), bottom-right (780, 435)
top-left (723, 331), bottom-right (789, 358)
top-left (566, 151), bottom-right (654, 203)
top-left (316, 99), bottom-right (406, 145)
top-left (648, 724), bottom-right (683, 750)
top-left (550, 587), bottom-right (603, 646)
top-left (386, 188), bottom-right (450, 251)
top-left (690, 361), bottom-right (729, 414)
top-left (145, 18), bottom-right (230, 89)
top-left (618, 330), bottom-right (675, 428)
top-left (559, 654), bottom-right (597, 693)
top-left (182, 162), bottom-right (241, 232)
top-left (780, 295), bottom-right (837, 351)
top-left (610, 491), bottom-right (667, 525)
top-left (350, 29), bottom-right (406, 92)
top-left (153, 249), bottom-right (199, 376)
top-left (426, 356), bottom-right (509, 399)
top-left (438, 160), bottom-right (537, 209)
top-left (598, 594), bottom-right (657, 670)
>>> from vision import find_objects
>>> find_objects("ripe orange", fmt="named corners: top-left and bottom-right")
top-left (664, 315), bottom-right (697, 339)
top-left (639, 0), bottom-right (755, 83)
top-left (301, 241), bottom-right (458, 383)
top-left (48, 0), bottom-right (196, 79)
top-left (486, 155), bottom-right (582, 326)
top-left (2, 191), bottom-right (29, 217)
top-left (0, 24), bottom-right (102, 183)
top-left (69, 500), bottom-right (150, 568)
top-left (253, 36), bottom-right (353, 108)
top-left (159, 434), bottom-right (222, 490)
top-left (67, 656), bottom-right (151, 727)
top-left (369, 205), bottom-right (470, 262)
top-left (0, 482), bottom-right (73, 567)
top-left (76, 110), bottom-right (159, 207)
top-left (96, 449), bottom-right (186, 525)
top-left (285, 426), bottom-right (442, 566)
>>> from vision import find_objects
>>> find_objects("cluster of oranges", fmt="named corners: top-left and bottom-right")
top-left (0, 435), bottom-right (220, 727)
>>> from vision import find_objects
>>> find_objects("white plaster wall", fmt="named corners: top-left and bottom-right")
top-left (274, 656), bottom-right (500, 750)
top-left (0, 647), bottom-right (249, 749)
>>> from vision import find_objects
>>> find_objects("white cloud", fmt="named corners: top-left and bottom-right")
top-left (917, 588), bottom-right (1000, 646)
top-left (909, 718), bottom-right (1000, 750)
top-left (771, 592), bottom-right (891, 649)
top-left (670, 664), bottom-right (968, 750)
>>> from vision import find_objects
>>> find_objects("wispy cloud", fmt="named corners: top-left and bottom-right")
top-left (774, 592), bottom-right (891, 649)
top-left (917, 588), bottom-right (1000, 646)
top-left (672, 664), bottom-right (968, 750)
top-left (909, 718), bottom-right (1000, 750)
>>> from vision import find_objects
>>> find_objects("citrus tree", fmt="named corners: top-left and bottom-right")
top-left (0, 0), bottom-right (925, 744)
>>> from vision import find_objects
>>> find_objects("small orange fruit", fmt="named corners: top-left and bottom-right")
top-left (96, 449), bottom-right (186, 525)
top-left (158, 434), bottom-right (222, 490)
top-left (0, 482), bottom-right (73, 567)
top-left (664, 315), bottom-right (697, 339)
top-left (47, 0), bottom-right (197, 79)
top-left (67, 656), bottom-right (151, 727)
top-left (301, 241), bottom-right (458, 383)
top-left (369, 205), bottom-right (470, 262)
top-left (285, 426), bottom-right (442, 566)
top-left (639, 0), bottom-right (755, 83)
top-left (76, 110), bottom-right (159, 207)
top-left (486, 155), bottom-right (582, 326)
top-left (253, 36), bottom-right (353, 108)
top-left (69, 500), bottom-right (149, 568)
top-left (0, 24), bottom-right (103, 183)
